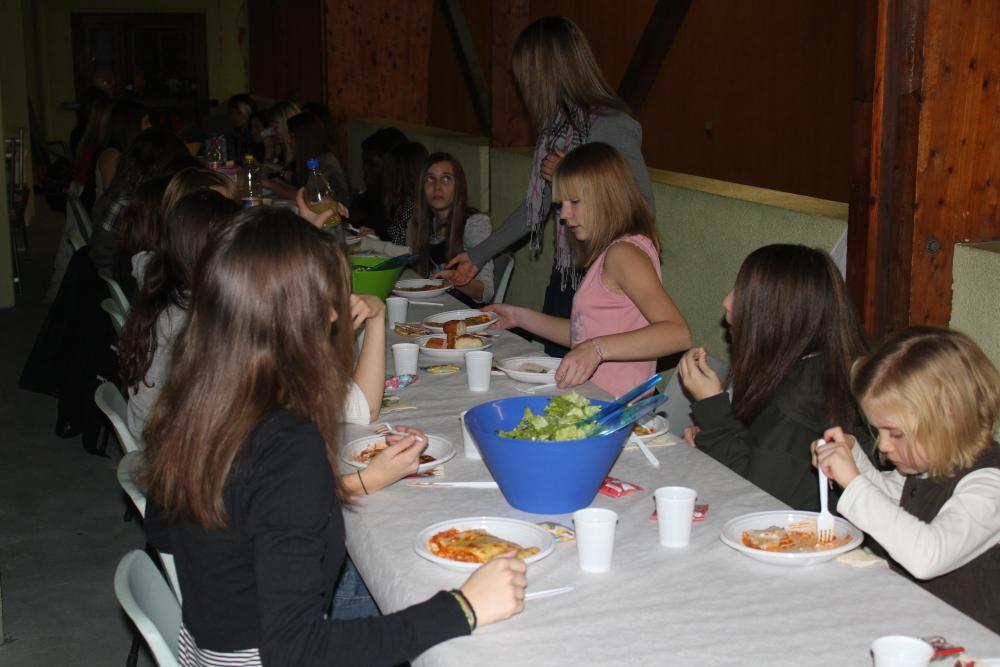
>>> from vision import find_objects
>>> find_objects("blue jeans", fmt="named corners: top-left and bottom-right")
top-left (330, 557), bottom-right (380, 620)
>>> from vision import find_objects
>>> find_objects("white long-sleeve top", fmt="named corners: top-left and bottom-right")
top-left (838, 442), bottom-right (1000, 579)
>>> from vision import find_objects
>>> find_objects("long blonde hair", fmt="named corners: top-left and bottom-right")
top-left (144, 208), bottom-right (354, 528)
top-left (552, 142), bottom-right (658, 267)
top-left (512, 16), bottom-right (628, 130)
top-left (852, 326), bottom-right (1000, 477)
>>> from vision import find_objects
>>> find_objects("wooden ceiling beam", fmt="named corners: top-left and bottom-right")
top-left (617, 0), bottom-right (692, 114)
top-left (441, 0), bottom-right (491, 135)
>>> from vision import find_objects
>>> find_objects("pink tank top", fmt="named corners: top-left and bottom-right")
top-left (570, 234), bottom-right (661, 397)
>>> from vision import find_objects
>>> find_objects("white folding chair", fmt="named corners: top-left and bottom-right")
top-left (114, 551), bottom-right (181, 667)
top-left (67, 192), bottom-right (92, 241)
top-left (94, 382), bottom-right (141, 453)
top-left (102, 275), bottom-right (131, 314)
top-left (663, 353), bottom-right (731, 435)
top-left (117, 452), bottom-right (183, 603)
top-left (100, 298), bottom-right (125, 338)
top-left (491, 253), bottom-right (515, 304)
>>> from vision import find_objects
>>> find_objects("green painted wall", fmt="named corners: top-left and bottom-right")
top-left (33, 0), bottom-right (248, 142)
top-left (951, 242), bottom-right (1000, 370)
top-left (0, 1), bottom-right (31, 140)
top-left (347, 118), bottom-right (490, 212)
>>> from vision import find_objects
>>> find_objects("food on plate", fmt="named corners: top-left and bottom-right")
top-left (424, 334), bottom-right (485, 350)
top-left (518, 362), bottom-right (555, 374)
top-left (633, 423), bottom-right (656, 436)
top-left (395, 279), bottom-right (449, 292)
top-left (428, 313), bottom-right (493, 328)
top-left (443, 319), bottom-right (467, 348)
top-left (428, 528), bottom-right (540, 563)
top-left (741, 525), bottom-right (851, 552)
top-left (498, 391), bottom-right (601, 440)
top-left (351, 440), bottom-right (435, 465)
top-left (394, 323), bottom-right (431, 337)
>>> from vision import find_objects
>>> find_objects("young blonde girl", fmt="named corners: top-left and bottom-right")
top-left (485, 142), bottom-right (690, 397)
top-left (814, 326), bottom-right (1000, 633)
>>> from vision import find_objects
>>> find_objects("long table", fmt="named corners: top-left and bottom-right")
top-left (341, 295), bottom-right (1000, 666)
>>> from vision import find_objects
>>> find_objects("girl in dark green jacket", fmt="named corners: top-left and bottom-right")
top-left (677, 244), bottom-right (872, 510)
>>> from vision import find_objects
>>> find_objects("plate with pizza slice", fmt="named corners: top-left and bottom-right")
top-left (422, 309), bottom-right (498, 334)
top-left (414, 516), bottom-right (557, 572)
top-left (342, 434), bottom-right (455, 475)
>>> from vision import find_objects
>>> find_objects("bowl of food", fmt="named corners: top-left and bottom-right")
top-left (463, 393), bottom-right (630, 514)
top-left (719, 510), bottom-right (863, 567)
top-left (350, 256), bottom-right (405, 300)
top-left (414, 516), bottom-right (556, 571)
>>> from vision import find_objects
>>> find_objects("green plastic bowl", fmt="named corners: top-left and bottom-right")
top-left (350, 257), bottom-right (405, 299)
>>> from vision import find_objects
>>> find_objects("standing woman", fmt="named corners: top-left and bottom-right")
top-left (447, 16), bottom-right (654, 355)
top-left (143, 209), bottom-right (526, 664)
top-left (677, 244), bottom-right (873, 511)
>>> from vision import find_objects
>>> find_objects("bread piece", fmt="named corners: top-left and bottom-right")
top-left (443, 319), bottom-right (466, 348)
top-left (454, 334), bottom-right (484, 349)
top-left (425, 337), bottom-right (448, 349)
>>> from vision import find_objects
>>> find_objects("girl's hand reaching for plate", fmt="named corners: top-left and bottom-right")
top-left (482, 304), bottom-right (522, 331)
top-left (554, 340), bottom-right (600, 389)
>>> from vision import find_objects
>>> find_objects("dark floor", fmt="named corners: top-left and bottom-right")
top-left (0, 200), bottom-right (154, 665)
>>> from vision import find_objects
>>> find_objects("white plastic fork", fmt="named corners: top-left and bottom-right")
top-left (816, 438), bottom-right (835, 543)
top-left (373, 423), bottom-right (402, 437)
top-left (513, 382), bottom-right (557, 394)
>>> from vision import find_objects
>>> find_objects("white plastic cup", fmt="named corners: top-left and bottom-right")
top-left (459, 410), bottom-right (481, 459)
top-left (391, 343), bottom-right (419, 376)
top-left (572, 508), bottom-right (618, 573)
top-left (654, 486), bottom-right (697, 547)
top-left (870, 636), bottom-right (933, 667)
top-left (386, 297), bottom-right (408, 328)
top-left (465, 351), bottom-right (493, 392)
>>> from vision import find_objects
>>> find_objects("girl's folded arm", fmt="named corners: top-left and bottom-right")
top-left (839, 468), bottom-right (1000, 579)
top-left (596, 242), bottom-right (691, 360)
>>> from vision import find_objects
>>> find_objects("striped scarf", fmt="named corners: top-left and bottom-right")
top-left (526, 109), bottom-right (591, 290)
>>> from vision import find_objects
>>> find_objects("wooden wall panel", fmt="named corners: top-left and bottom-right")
top-left (249, 0), bottom-right (325, 102)
top-left (909, 0), bottom-right (999, 324)
top-left (491, 0), bottom-right (531, 147)
top-left (324, 0), bottom-right (434, 158)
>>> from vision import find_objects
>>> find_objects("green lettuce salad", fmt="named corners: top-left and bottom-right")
top-left (498, 391), bottom-right (601, 441)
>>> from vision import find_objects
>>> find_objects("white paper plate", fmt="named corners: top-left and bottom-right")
top-left (341, 434), bottom-right (455, 474)
top-left (498, 356), bottom-right (559, 384)
top-left (720, 510), bottom-right (863, 567)
top-left (414, 334), bottom-right (493, 361)
top-left (422, 309), bottom-right (498, 334)
top-left (414, 516), bottom-right (556, 572)
top-left (392, 278), bottom-right (452, 298)
top-left (632, 413), bottom-right (669, 441)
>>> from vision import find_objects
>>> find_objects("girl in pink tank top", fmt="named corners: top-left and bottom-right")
top-left (485, 143), bottom-right (691, 397)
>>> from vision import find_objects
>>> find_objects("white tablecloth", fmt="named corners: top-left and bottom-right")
top-left (341, 296), bottom-right (1000, 666)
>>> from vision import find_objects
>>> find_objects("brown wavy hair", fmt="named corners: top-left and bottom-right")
top-left (144, 207), bottom-right (355, 528)
top-left (411, 153), bottom-right (477, 276)
top-left (119, 190), bottom-right (240, 390)
top-left (728, 244), bottom-right (870, 426)
top-left (512, 16), bottom-right (628, 130)
top-left (852, 326), bottom-right (1000, 477)
top-left (552, 142), bottom-right (659, 267)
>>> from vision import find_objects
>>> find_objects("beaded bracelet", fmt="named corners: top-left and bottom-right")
top-left (590, 337), bottom-right (606, 363)
top-left (449, 589), bottom-right (477, 631)
top-left (357, 470), bottom-right (369, 495)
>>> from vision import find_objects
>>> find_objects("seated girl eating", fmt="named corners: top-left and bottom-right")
top-left (814, 326), bottom-right (1000, 633)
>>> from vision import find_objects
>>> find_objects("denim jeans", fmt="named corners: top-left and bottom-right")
top-left (330, 556), bottom-right (380, 620)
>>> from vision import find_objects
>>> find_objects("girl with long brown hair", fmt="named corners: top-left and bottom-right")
top-left (144, 208), bottom-right (526, 664)
top-left (485, 143), bottom-right (690, 397)
top-left (359, 152), bottom-right (496, 303)
top-left (677, 244), bottom-right (872, 510)
top-left (447, 16), bottom-right (654, 355)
